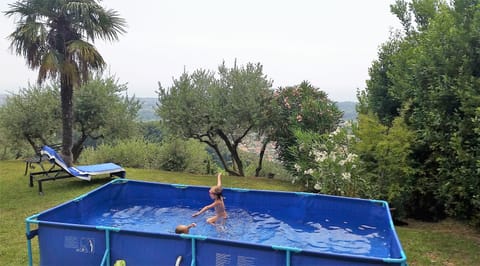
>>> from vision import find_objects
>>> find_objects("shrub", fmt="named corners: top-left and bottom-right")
top-left (79, 137), bottom-right (213, 174)
top-left (239, 150), bottom-right (293, 180)
top-left (157, 138), bottom-right (212, 174)
top-left (290, 123), bottom-right (366, 196)
top-left (79, 138), bottom-right (160, 168)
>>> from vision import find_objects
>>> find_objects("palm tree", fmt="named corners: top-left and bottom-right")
top-left (5, 0), bottom-right (126, 166)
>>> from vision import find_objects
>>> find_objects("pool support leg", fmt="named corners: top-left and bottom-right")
top-left (179, 234), bottom-right (207, 266)
top-left (26, 222), bottom-right (33, 266)
top-left (97, 226), bottom-right (121, 266)
top-left (272, 245), bottom-right (302, 266)
top-left (100, 230), bottom-right (111, 266)
top-left (25, 214), bottom-right (40, 266)
top-left (191, 238), bottom-right (196, 266)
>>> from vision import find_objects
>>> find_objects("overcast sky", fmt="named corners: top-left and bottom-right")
top-left (1, 0), bottom-right (401, 101)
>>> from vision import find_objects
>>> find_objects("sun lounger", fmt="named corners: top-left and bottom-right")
top-left (24, 144), bottom-right (62, 176)
top-left (29, 145), bottom-right (126, 194)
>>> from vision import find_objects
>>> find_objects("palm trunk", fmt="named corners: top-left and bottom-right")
top-left (61, 76), bottom-right (74, 166)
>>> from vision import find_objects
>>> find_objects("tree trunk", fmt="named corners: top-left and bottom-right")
top-left (196, 136), bottom-right (240, 176)
top-left (24, 135), bottom-right (40, 156)
top-left (72, 134), bottom-right (88, 163)
top-left (255, 138), bottom-right (269, 177)
top-left (61, 76), bottom-right (74, 166)
top-left (209, 142), bottom-right (240, 176)
top-left (216, 130), bottom-right (245, 176)
top-left (230, 147), bottom-right (244, 176)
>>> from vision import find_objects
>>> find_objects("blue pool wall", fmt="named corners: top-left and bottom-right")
top-left (27, 179), bottom-right (407, 266)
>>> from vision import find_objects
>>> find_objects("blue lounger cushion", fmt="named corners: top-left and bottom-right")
top-left (41, 145), bottom-right (126, 181)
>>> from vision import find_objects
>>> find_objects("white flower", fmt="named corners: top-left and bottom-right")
top-left (291, 176), bottom-right (299, 184)
top-left (294, 163), bottom-right (301, 172)
top-left (341, 172), bottom-right (351, 180)
top-left (331, 127), bottom-right (341, 136)
top-left (346, 153), bottom-right (358, 163)
top-left (304, 168), bottom-right (314, 175)
top-left (329, 152), bottom-right (336, 161)
top-left (314, 183), bottom-right (322, 190)
top-left (314, 150), bottom-right (328, 162)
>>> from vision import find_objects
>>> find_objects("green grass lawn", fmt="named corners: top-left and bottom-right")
top-left (1, 160), bottom-right (478, 265)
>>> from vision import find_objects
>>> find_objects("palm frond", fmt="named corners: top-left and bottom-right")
top-left (5, 0), bottom-right (60, 21)
top-left (5, 0), bottom-right (125, 86)
top-left (8, 21), bottom-right (48, 69)
top-left (4, 1), bottom-right (34, 17)
top-left (64, 1), bottom-right (127, 42)
top-left (62, 61), bottom-right (80, 87)
top-left (67, 39), bottom-right (105, 78)
top-left (38, 51), bottom-right (60, 83)
top-left (95, 8), bottom-right (127, 41)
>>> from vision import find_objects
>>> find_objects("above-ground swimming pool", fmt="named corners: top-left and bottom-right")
top-left (26, 179), bottom-right (406, 266)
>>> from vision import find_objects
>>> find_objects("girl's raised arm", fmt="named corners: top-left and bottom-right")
top-left (217, 173), bottom-right (222, 187)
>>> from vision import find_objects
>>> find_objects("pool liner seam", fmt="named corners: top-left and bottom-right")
top-left (111, 178), bottom-right (130, 184)
top-left (369, 199), bottom-right (388, 207)
top-left (271, 245), bottom-right (303, 253)
top-left (26, 213), bottom-right (40, 223)
top-left (382, 255), bottom-right (407, 264)
top-left (172, 183), bottom-right (189, 189)
top-left (294, 192), bottom-right (316, 197)
top-left (230, 188), bottom-right (250, 192)
top-left (179, 234), bottom-right (208, 241)
top-left (96, 225), bottom-right (121, 232)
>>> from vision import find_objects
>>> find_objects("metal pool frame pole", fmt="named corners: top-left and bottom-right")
top-left (272, 245), bottom-right (302, 266)
top-left (370, 199), bottom-right (408, 265)
top-left (180, 234), bottom-right (207, 266)
top-left (25, 214), bottom-right (40, 266)
top-left (97, 226), bottom-right (121, 266)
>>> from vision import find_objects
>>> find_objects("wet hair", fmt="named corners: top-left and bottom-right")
top-left (175, 225), bottom-right (188, 234)
top-left (210, 186), bottom-right (223, 199)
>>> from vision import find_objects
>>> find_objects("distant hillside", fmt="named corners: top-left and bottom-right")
top-left (336, 101), bottom-right (357, 121)
top-left (0, 95), bottom-right (357, 121)
top-left (138, 98), bottom-right (357, 121)
top-left (138, 97), bottom-right (158, 121)
top-left (0, 94), bottom-right (6, 106)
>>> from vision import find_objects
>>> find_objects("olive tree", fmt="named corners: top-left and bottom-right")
top-left (156, 62), bottom-right (273, 176)
top-left (0, 76), bottom-right (140, 161)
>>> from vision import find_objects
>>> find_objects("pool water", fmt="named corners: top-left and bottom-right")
top-left (88, 203), bottom-right (389, 258)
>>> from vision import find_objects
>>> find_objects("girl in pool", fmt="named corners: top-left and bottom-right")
top-left (192, 173), bottom-right (227, 225)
